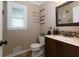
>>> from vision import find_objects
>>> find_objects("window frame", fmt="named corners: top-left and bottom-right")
top-left (7, 2), bottom-right (27, 30)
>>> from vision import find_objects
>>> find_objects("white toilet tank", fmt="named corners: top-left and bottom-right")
top-left (39, 35), bottom-right (45, 45)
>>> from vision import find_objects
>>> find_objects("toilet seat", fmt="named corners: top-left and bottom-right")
top-left (31, 43), bottom-right (42, 49)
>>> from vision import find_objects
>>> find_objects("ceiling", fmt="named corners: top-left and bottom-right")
top-left (30, 1), bottom-right (45, 6)
top-left (30, 1), bottom-right (64, 6)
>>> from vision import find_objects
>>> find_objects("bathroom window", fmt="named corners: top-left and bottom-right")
top-left (7, 2), bottom-right (27, 30)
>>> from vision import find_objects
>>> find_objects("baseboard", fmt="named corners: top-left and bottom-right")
top-left (5, 48), bottom-right (31, 57)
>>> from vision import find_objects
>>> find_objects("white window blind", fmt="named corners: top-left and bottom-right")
top-left (7, 2), bottom-right (27, 30)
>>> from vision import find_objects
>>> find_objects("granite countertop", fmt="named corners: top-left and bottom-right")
top-left (45, 35), bottom-right (79, 47)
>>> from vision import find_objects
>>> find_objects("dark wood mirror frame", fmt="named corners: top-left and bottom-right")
top-left (56, 1), bottom-right (79, 26)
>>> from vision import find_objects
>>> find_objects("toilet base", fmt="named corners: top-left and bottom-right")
top-left (32, 47), bottom-right (44, 57)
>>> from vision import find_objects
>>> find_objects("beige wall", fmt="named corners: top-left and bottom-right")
top-left (3, 1), bottom-right (40, 56)
top-left (40, 1), bottom-right (79, 34)
top-left (40, 1), bottom-right (56, 34)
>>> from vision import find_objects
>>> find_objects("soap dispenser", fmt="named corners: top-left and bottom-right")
top-left (53, 28), bottom-right (59, 35)
top-left (53, 28), bottom-right (56, 35)
top-left (56, 28), bottom-right (59, 35)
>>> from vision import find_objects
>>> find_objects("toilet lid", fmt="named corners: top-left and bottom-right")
top-left (31, 43), bottom-right (42, 48)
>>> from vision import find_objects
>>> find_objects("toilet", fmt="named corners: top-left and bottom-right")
top-left (30, 35), bottom-right (45, 57)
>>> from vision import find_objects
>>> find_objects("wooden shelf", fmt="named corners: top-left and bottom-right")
top-left (33, 14), bottom-right (39, 17)
top-left (33, 11), bottom-right (38, 15)
top-left (40, 19), bottom-right (44, 21)
top-left (40, 15), bottom-right (45, 18)
top-left (40, 22), bottom-right (45, 25)
top-left (40, 9), bottom-right (45, 13)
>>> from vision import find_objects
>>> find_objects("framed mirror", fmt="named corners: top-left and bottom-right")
top-left (56, 1), bottom-right (79, 26)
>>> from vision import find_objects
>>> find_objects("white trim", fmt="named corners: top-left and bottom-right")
top-left (55, 1), bottom-right (67, 6)
top-left (5, 48), bottom-right (31, 57)
top-left (0, 1), bottom-right (3, 57)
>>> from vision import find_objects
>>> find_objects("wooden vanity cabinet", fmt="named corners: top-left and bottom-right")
top-left (45, 37), bottom-right (57, 57)
top-left (61, 42), bottom-right (79, 57)
top-left (56, 41), bottom-right (63, 57)
top-left (45, 37), bottom-right (79, 57)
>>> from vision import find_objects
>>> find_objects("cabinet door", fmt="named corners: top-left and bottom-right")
top-left (62, 42), bottom-right (79, 57)
top-left (56, 41), bottom-right (63, 57)
top-left (45, 37), bottom-right (57, 57)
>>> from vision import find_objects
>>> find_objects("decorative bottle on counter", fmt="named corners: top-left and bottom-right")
top-left (56, 28), bottom-right (59, 35)
top-left (53, 28), bottom-right (56, 35)
top-left (47, 27), bottom-right (52, 35)
top-left (53, 28), bottom-right (59, 35)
